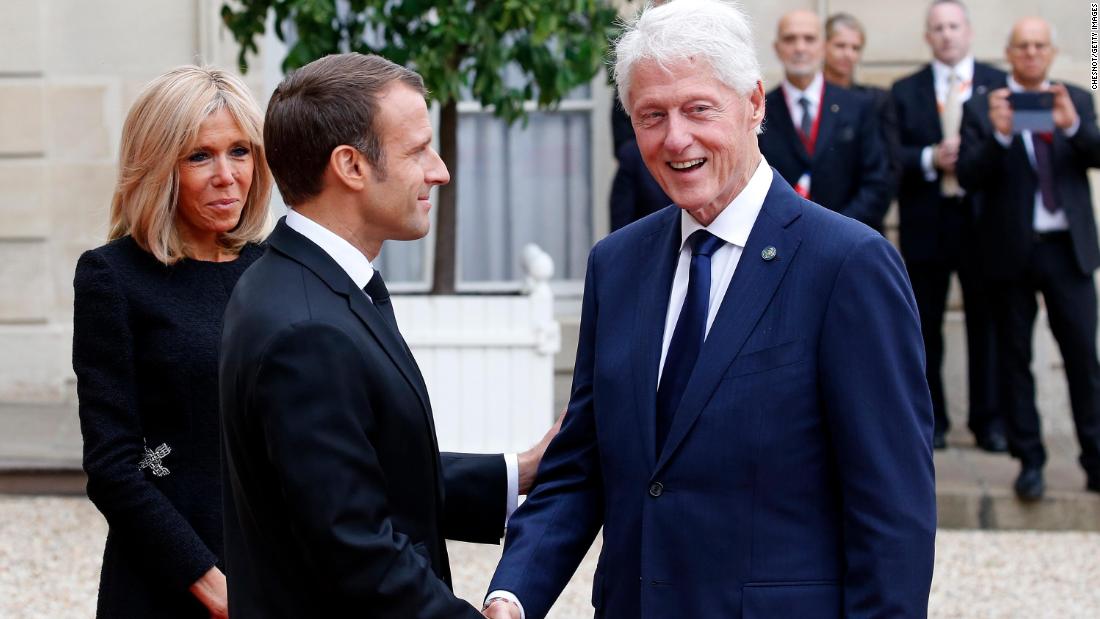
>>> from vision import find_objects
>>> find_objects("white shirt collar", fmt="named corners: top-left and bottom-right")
top-left (1006, 74), bottom-right (1051, 92)
top-left (679, 157), bottom-right (772, 250)
top-left (284, 208), bottom-right (377, 289)
top-left (781, 72), bottom-right (824, 110)
top-left (931, 55), bottom-right (975, 86)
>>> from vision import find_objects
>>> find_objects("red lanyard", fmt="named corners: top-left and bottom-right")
top-left (798, 80), bottom-right (826, 155)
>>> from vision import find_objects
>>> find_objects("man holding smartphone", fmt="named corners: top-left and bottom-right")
top-left (958, 16), bottom-right (1100, 501)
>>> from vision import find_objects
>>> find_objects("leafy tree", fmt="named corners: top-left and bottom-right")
top-left (222, 0), bottom-right (623, 293)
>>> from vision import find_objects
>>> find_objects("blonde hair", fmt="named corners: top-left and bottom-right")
top-left (109, 66), bottom-right (272, 263)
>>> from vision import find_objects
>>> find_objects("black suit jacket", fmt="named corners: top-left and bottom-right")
top-left (759, 82), bottom-right (891, 230)
top-left (219, 219), bottom-right (505, 618)
top-left (610, 139), bottom-right (671, 232)
top-left (891, 61), bottom-right (1006, 263)
top-left (850, 82), bottom-right (902, 199)
top-left (957, 80), bottom-right (1100, 280)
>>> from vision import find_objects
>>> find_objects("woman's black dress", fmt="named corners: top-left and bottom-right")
top-left (73, 236), bottom-right (262, 618)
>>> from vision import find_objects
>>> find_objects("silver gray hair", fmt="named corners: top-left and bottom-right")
top-left (613, 0), bottom-right (763, 114)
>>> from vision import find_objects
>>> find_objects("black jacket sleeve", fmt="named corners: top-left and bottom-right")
top-left (440, 452), bottom-right (506, 543)
top-left (72, 250), bottom-right (217, 591)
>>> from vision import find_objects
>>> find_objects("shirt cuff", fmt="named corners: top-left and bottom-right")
top-left (1064, 116), bottom-right (1081, 138)
top-left (994, 130), bottom-right (1013, 147)
top-left (504, 453), bottom-right (519, 526)
top-left (485, 590), bottom-right (526, 619)
top-left (920, 146), bottom-right (937, 182)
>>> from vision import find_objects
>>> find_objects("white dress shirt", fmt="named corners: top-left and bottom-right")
top-left (658, 158), bottom-right (772, 378)
top-left (992, 76), bottom-right (1079, 232)
top-left (284, 208), bottom-right (520, 523)
top-left (486, 158), bottom-right (773, 618)
top-left (781, 72), bottom-right (824, 136)
top-left (921, 56), bottom-right (976, 181)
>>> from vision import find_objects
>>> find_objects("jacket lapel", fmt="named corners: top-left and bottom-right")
top-left (267, 218), bottom-right (433, 416)
top-left (812, 84), bottom-right (839, 163)
top-left (345, 285), bottom-right (433, 416)
top-left (766, 88), bottom-right (811, 167)
top-left (655, 174), bottom-right (803, 472)
top-left (917, 65), bottom-right (943, 143)
top-left (632, 208), bottom-right (683, 470)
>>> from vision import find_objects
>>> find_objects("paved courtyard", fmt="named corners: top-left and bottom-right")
top-left (1, 496), bottom-right (1098, 618)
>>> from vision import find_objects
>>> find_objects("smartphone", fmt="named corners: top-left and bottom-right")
top-left (1007, 91), bottom-right (1055, 133)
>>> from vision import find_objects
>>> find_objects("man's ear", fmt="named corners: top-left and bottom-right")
top-left (328, 145), bottom-right (368, 192)
top-left (749, 80), bottom-right (766, 127)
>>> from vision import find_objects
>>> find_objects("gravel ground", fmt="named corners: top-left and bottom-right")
top-left (2, 497), bottom-right (1098, 618)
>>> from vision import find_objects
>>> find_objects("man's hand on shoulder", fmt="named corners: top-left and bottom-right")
top-left (516, 409), bottom-right (565, 495)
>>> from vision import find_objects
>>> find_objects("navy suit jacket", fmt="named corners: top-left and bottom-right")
top-left (957, 80), bottom-right (1100, 280)
top-left (758, 83), bottom-right (891, 231)
top-left (891, 61), bottom-right (1006, 263)
top-left (489, 172), bottom-right (936, 618)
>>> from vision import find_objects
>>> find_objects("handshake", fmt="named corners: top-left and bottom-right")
top-left (482, 597), bottom-right (522, 618)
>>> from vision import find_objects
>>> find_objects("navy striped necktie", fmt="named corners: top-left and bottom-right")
top-left (656, 230), bottom-right (726, 456)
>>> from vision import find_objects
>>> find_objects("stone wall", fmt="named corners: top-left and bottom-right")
top-left (0, 0), bottom-right (266, 402)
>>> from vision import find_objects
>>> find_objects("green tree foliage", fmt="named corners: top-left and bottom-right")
top-left (222, 0), bottom-right (622, 293)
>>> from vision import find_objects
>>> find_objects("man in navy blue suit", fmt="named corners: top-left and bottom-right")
top-left (482, 1), bottom-right (936, 617)
top-left (758, 9), bottom-right (891, 232)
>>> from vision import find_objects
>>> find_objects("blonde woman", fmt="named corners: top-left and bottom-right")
top-left (72, 66), bottom-right (271, 618)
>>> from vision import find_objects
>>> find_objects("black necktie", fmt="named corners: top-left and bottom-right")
top-left (798, 96), bottom-right (813, 138)
top-left (364, 269), bottom-right (399, 334)
top-left (1031, 132), bottom-right (1058, 213)
top-left (655, 230), bottom-right (726, 456)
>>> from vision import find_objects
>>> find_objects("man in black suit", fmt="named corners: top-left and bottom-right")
top-left (958, 17), bottom-right (1100, 500)
top-left (758, 9), bottom-right (890, 231)
top-left (219, 53), bottom-right (554, 617)
top-left (892, 0), bottom-right (1007, 452)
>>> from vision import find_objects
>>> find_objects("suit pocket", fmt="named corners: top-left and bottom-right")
top-left (742, 581), bottom-right (840, 618)
top-left (724, 340), bottom-right (806, 379)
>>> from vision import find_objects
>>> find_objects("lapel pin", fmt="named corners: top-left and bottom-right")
top-left (830, 103), bottom-right (839, 113)
top-left (761, 246), bottom-right (777, 261)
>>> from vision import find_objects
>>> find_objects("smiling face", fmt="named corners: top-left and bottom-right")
top-left (628, 58), bottom-right (764, 226)
top-left (176, 107), bottom-right (254, 253)
top-left (360, 82), bottom-right (450, 245)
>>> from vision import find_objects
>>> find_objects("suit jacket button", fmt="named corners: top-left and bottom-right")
top-left (649, 482), bottom-right (664, 497)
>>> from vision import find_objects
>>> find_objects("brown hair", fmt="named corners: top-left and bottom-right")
top-left (825, 12), bottom-right (866, 44)
top-left (109, 66), bottom-right (272, 263)
top-left (263, 53), bottom-right (426, 206)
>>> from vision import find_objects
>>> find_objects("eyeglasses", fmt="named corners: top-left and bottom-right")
top-left (1010, 42), bottom-right (1051, 53)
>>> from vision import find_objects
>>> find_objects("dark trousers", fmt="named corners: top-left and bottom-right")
top-left (905, 201), bottom-right (1001, 437)
top-left (990, 233), bottom-right (1100, 475)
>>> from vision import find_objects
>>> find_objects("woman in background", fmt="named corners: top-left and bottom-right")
top-left (72, 66), bottom-right (271, 618)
